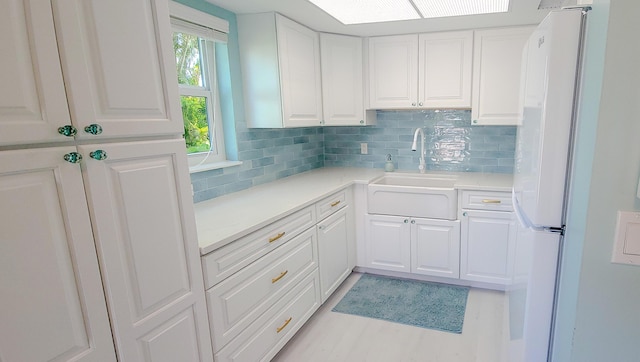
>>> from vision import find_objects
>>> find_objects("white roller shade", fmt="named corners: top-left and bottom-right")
top-left (171, 17), bottom-right (228, 43)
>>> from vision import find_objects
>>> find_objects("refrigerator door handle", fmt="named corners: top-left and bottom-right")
top-left (512, 188), bottom-right (545, 231)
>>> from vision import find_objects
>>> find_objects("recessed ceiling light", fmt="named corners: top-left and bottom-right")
top-left (308, 0), bottom-right (510, 25)
top-left (413, 0), bottom-right (510, 18)
top-left (307, 0), bottom-right (421, 25)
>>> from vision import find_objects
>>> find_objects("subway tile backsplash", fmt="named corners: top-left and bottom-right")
top-left (325, 110), bottom-right (516, 173)
top-left (191, 109), bottom-right (516, 203)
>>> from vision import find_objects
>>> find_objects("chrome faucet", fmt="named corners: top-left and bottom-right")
top-left (411, 127), bottom-right (426, 173)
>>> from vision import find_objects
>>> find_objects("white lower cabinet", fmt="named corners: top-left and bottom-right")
top-left (365, 215), bottom-right (411, 272)
top-left (215, 272), bottom-right (321, 362)
top-left (365, 214), bottom-right (460, 278)
top-left (202, 187), bottom-right (354, 360)
top-left (318, 207), bottom-right (351, 302)
top-left (411, 218), bottom-right (461, 278)
top-left (207, 228), bottom-right (318, 351)
top-left (460, 191), bottom-right (517, 285)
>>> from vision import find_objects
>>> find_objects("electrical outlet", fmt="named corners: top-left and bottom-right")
top-left (360, 143), bottom-right (368, 154)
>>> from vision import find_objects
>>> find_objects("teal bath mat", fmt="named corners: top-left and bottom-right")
top-left (332, 274), bottom-right (469, 333)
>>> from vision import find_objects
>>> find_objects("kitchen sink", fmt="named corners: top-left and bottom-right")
top-left (368, 174), bottom-right (458, 220)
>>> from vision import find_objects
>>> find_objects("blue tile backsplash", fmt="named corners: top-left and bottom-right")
top-left (324, 110), bottom-right (516, 173)
top-left (191, 110), bottom-right (516, 203)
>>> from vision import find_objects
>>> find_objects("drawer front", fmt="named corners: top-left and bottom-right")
top-left (215, 271), bottom-right (321, 362)
top-left (461, 190), bottom-right (513, 211)
top-left (207, 228), bottom-right (318, 351)
top-left (316, 189), bottom-right (348, 221)
top-left (201, 206), bottom-right (316, 288)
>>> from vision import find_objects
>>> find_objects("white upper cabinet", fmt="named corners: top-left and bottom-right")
top-left (471, 26), bottom-right (534, 125)
top-left (0, 0), bottom-right (73, 146)
top-left (368, 34), bottom-right (418, 109)
top-left (320, 33), bottom-right (375, 126)
top-left (53, 0), bottom-right (183, 139)
top-left (418, 31), bottom-right (473, 108)
top-left (368, 31), bottom-right (473, 109)
top-left (0, 0), bottom-right (183, 146)
top-left (238, 13), bottom-right (323, 128)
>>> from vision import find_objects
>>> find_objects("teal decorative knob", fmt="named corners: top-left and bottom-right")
top-left (84, 124), bottom-right (103, 135)
top-left (89, 150), bottom-right (108, 161)
top-left (57, 125), bottom-right (77, 137)
top-left (63, 152), bottom-right (82, 164)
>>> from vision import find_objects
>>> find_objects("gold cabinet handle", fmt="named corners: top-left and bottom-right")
top-left (271, 270), bottom-right (288, 284)
top-left (330, 200), bottom-right (341, 207)
top-left (276, 317), bottom-right (292, 333)
top-left (268, 232), bottom-right (285, 243)
top-left (482, 199), bottom-right (502, 204)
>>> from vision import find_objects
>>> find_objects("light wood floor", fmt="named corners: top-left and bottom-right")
top-left (272, 272), bottom-right (510, 362)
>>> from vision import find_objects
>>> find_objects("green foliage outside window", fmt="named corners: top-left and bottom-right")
top-left (173, 31), bottom-right (212, 154)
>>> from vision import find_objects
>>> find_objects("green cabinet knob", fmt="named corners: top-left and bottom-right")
top-left (63, 152), bottom-right (83, 164)
top-left (57, 125), bottom-right (77, 137)
top-left (84, 124), bottom-right (103, 135)
top-left (89, 150), bottom-right (108, 161)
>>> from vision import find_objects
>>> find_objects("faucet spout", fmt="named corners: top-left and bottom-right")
top-left (411, 128), bottom-right (426, 173)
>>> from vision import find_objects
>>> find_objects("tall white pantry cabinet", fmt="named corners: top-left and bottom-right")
top-left (0, 1), bottom-right (213, 361)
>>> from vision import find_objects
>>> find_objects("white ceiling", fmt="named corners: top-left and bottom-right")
top-left (204, 0), bottom-right (552, 36)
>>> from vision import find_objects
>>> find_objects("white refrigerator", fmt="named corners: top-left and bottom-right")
top-left (511, 7), bottom-right (589, 362)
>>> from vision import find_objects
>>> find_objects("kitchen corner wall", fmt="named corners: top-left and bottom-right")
top-left (324, 110), bottom-right (516, 173)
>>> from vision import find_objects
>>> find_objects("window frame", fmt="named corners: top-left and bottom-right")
top-left (169, 1), bottom-right (240, 173)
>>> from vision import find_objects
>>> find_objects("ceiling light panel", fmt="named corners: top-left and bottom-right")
top-left (412, 0), bottom-right (510, 18)
top-left (308, 0), bottom-right (421, 25)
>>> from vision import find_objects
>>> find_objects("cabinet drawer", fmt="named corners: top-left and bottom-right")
top-left (316, 189), bottom-right (348, 221)
top-left (215, 271), bottom-right (321, 362)
top-left (460, 190), bottom-right (513, 211)
top-left (201, 206), bottom-right (316, 288)
top-left (206, 228), bottom-right (318, 352)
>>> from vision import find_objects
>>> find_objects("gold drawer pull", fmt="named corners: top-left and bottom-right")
top-left (330, 200), bottom-right (341, 207)
top-left (271, 270), bottom-right (288, 284)
top-left (482, 199), bottom-right (502, 204)
top-left (276, 317), bottom-right (293, 333)
top-left (268, 232), bottom-right (286, 243)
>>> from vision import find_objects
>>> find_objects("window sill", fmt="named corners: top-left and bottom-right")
top-left (189, 160), bottom-right (242, 174)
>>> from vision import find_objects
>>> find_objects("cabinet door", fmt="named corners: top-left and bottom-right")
top-left (364, 214), bottom-right (411, 272)
top-left (418, 31), bottom-right (473, 108)
top-left (411, 218), bottom-right (460, 278)
top-left (368, 35), bottom-right (418, 109)
top-left (472, 27), bottom-right (534, 125)
top-left (0, 147), bottom-right (116, 361)
top-left (276, 14), bottom-right (323, 127)
top-left (0, 0), bottom-right (72, 146)
top-left (320, 33), bottom-right (365, 126)
top-left (53, 0), bottom-right (182, 139)
top-left (79, 139), bottom-right (213, 361)
top-left (318, 207), bottom-right (351, 302)
top-left (460, 209), bottom-right (517, 284)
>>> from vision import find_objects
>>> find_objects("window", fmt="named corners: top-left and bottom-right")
top-left (169, 2), bottom-right (239, 172)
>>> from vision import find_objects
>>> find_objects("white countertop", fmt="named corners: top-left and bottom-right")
top-left (194, 167), bottom-right (513, 255)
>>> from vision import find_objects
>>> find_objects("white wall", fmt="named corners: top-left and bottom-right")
top-left (554, 0), bottom-right (640, 360)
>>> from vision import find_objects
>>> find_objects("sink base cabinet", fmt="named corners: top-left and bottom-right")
top-left (411, 218), bottom-right (460, 279)
top-left (364, 214), bottom-right (460, 278)
top-left (364, 215), bottom-right (412, 273)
